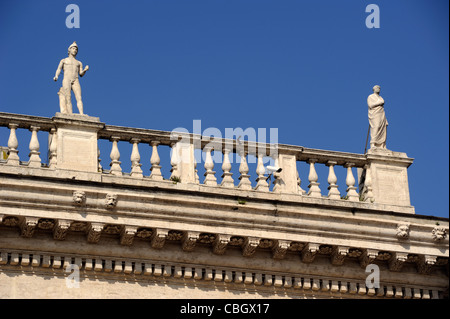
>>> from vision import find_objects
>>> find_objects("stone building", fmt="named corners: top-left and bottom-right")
top-left (0, 111), bottom-right (448, 299)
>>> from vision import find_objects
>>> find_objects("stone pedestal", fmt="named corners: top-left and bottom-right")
top-left (177, 142), bottom-right (196, 184)
top-left (52, 113), bottom-right (104, 172)
top-left (359, 148), bottom-right (414, 209)
top-left (278, 154), bottom-right (299, 193)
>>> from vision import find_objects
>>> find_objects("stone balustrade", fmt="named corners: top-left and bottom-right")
top-left (0, 112), bottom-right (414, 212)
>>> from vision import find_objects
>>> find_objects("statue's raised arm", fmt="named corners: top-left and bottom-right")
top-left (53, 41), bottom-right (89, 115)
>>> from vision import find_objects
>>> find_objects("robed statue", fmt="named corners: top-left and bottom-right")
top-left (367, 85), bottom-right (388, 149)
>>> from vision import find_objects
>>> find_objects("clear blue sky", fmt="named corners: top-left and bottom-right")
top-left (0, 0), bottom-right (448, 218)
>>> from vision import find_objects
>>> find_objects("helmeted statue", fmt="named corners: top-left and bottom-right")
top-left (53, 41), bottom-right (89, 114)
top-left (367, 85), bottom-right (388, 149)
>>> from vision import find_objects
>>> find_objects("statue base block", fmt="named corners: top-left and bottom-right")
top-left (360, 148), bottom-right (414, 210)
top-left (54, 112), bottom-right (100, 123)
top-left (52, 112), bottom-right (104, 172)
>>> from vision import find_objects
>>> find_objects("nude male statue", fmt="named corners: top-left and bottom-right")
top-left (53, 41), bottom-right (89, 114)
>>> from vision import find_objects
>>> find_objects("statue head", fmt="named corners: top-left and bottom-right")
top-left (68, 41), bottom-right (78, 56)
top-left (372, 85), bottom-right (381, 94)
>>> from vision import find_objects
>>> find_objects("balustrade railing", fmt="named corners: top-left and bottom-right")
top-left (1, 112), bottom-right (412, 206)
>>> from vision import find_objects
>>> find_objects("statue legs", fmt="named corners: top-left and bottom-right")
top-left (57, 88), bottom-right (68, 113)
top-left (72, 79), bottom-right (84, 115)
top-left (60, 79), bottom-right (83, 115)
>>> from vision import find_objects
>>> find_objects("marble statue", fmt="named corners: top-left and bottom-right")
top-left (53, 41), bottom-right (89, 115)
top-left (367, 85), bottom-right (388, 149)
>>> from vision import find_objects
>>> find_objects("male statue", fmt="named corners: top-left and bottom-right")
top-left (53, 41), bottom-right (89, 114)
top-left (367, 85), bottom-right (388, 149)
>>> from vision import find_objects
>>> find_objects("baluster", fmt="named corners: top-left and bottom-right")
top-left (6, 123), bottom-right (20, 165)
top-left (28, 126), bottom-right (42, 168)
top-left (97, 148), bottom-right (103, 172)
top-left (307, 159), bottom-right (321, 197)
top-left (130, 138), bottom-right (143, 178)
top-left (170, 142), bottom-right (180, 180)
top-left (48, 128), bottom-right (57, 169)
top-left (345, 163), bottom-right (359, 201)
top-left (272, 156), bottom-right (282, 193)
top-left (297, 169), bottom-right (306, 195)
top-left (255, 153), bottom-right (269, 191)
top-left (149, 141), bottom-right (163, 181)
top-left (109, 136), bottom-right (122, 176)
top-left (362, 164), bottom-right (374, 202)
top-left (237, 150), bottom-right (252, 190)
top-left (203, 146), bottom-right (217, 186)
top-left (221, 148), bottom-right (234, 188)
top-left (194, 156), bottom-right (200, 184)
top-left (326, 161), bottom-right (340, 199)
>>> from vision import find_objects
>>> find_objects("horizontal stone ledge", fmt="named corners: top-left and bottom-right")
top-left (0, 112), bottom-right (55, 131)
top-left (0, 164), bottom-right (416, 214)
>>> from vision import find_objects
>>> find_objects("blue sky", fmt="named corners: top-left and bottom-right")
top-left (0, 0), bottom-right (448, 218)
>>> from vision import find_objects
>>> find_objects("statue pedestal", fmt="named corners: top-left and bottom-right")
top-left (52, 113), bottom-right (104, 172)
top-left (359, 148), bottom-right (414, 210)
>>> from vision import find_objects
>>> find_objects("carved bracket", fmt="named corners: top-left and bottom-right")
top-left (242, 237), bottom-right (260, 257)
top-left (417, 255), bottom-right (437, 275)
top-left (331, 246), bottom-right (349, 266)
top-left (272, 240), bottom-right (291, 260)
top-left (53, 219), bottom-right (72, 240)
top-left (359, 249), bottom-right (378, 268)
top-left (213, 234), bottom-right (231, 255)
top-left (301, 243), bottom-right (320, 263)
top-left (388, 252), bottom-right (408, 271)
top-left (87, 223), bottom-right (104, 243)
top-left (182, 231), bottom-right (201, 252)
top-left (120, 226), bottom-right (137, 246)
top-left (151, 228), bottom-right (169, 249)
top-left (20, 217), bottom-right (39, 238)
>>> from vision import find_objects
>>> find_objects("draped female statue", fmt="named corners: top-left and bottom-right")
top-left (367, 85), bottom-right (388, 149)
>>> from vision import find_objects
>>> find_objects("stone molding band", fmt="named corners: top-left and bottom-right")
top-left (0, 249), bottom-right (442, 299)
